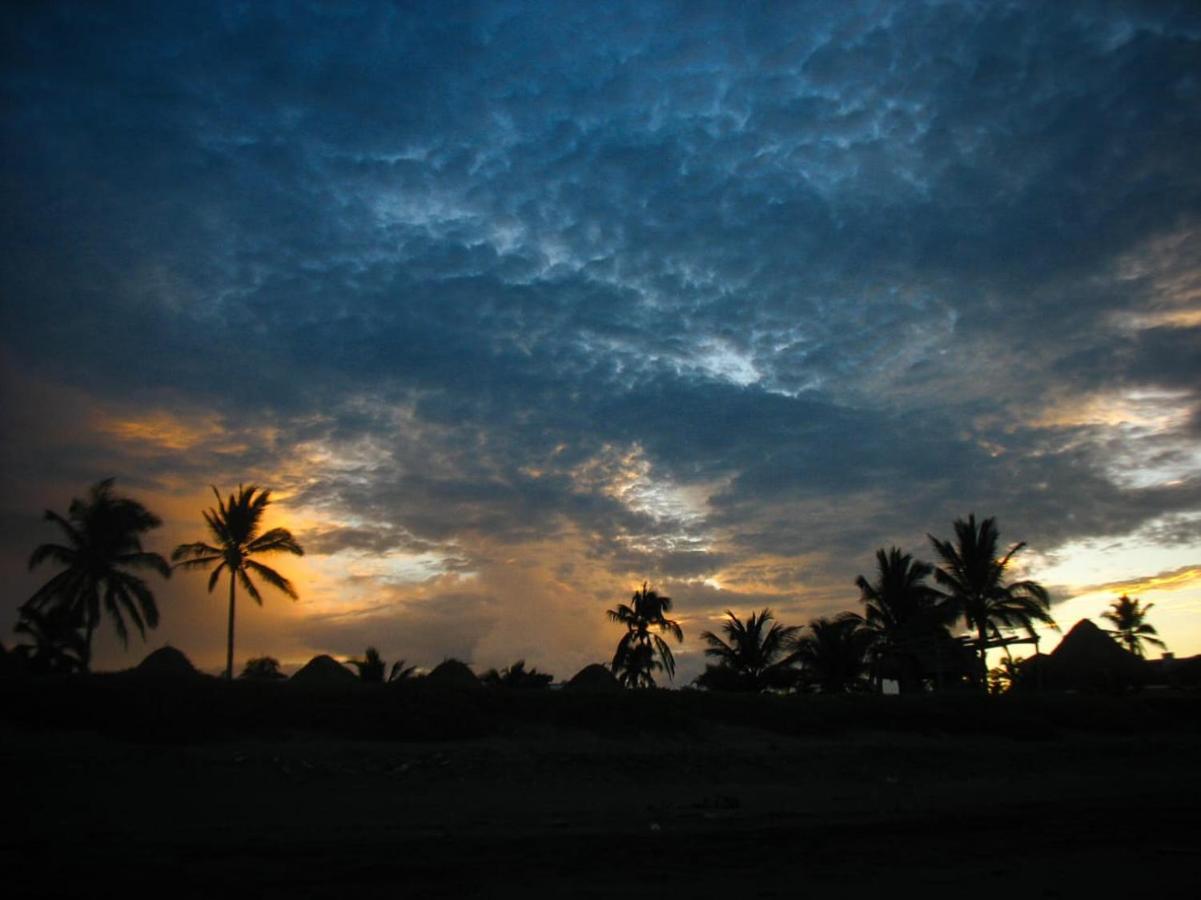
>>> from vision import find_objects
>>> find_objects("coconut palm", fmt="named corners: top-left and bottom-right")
top-left (240, 656), bottom-right (286, 680)
top-left (1101, 595), bottom-right (1166, 658)
top-left (12, 603), bottom-right (89, 675)
top-left (792, 614), bottom-right (874, 693)
top-left (696, 608), bottom-right (801, 692)
top-left (855, 547), bottom-right (954, 693)
top-left (928, 514), bottom-right (1056, 689)
top-left (172, 485), bottom-right (304, 680)
top-left (25, 478), bottom-right (170, 669)
top-left (607, 582), bottom-right (684, 688)
top-left (481, 659), bottom-right (554, 689)
top-left (389, 660), bottom-right (418, 682)
top-left (347, 646), bottom-right (387, 683)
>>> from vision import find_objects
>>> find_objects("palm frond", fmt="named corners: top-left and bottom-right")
top-left (244, 559), bottom-right (298, 599)
top-left (246, 527), bottom-right (304, 556)
top-left (237, 567), bottom-right (264, 605)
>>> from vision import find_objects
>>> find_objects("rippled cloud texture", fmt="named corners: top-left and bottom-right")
top-left (3, 2), bottom-right (1200, 676)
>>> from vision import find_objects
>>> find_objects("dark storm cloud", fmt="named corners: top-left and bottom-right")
top-left (3, 0), bottom-right (1200, 634)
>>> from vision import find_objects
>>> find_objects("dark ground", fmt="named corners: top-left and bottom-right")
top-left (2, 682), bottom-right (1199, 897)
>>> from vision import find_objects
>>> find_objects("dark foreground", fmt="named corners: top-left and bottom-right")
top-left (2, 682), bottom-right (1199, 897)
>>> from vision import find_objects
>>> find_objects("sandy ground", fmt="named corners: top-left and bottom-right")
top-left (3, 722), bottom-right (1199, 897)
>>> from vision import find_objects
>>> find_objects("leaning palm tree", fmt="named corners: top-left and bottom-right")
top-left (928, 514), bottom-right (1056, 690)
top-left (25, 478), bottom-right (170, 670)
top-left (696, 608), bottom-right (801, 692)
top-left (1101, 595), bottom-right (1166, 658)
top-left (172, 485), bottom-right (304, 680)
top-left (792, 614), bottom-right (874, 694)
top-left (607, 582), bottom-right (684, 688)
top-left (855, 547), bottom-right (954, 693)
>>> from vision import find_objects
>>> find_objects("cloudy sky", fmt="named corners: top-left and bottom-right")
top-left (2, 1), bottom-right (1199, 679)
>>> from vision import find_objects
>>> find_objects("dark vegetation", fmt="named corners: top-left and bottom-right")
top-left (3, 661), bottom-right (1200, 746)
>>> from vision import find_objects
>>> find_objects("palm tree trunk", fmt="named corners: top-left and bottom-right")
top-left (83, 617), bottom-right (95, 673)
top-left (225, 572), bottom-right (236, 681)
top-left (976, 623), bottom-right (989, 693)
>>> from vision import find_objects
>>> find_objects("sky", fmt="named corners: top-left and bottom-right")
top-left (1, 1), bottom-right (1199, 680)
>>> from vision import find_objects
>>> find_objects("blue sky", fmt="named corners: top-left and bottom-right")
top-left (2, 1), bottom-right (1199, 677)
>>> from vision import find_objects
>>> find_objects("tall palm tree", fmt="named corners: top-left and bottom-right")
top-left (172, 485), bottom-right (304, 680)
top-left (928, 514), bottom-right (1056, 689)
top-left (855, 547), bottom-right (954, 693)
top-left (696, 608), bottom-right (801, 692)
top-left (25, 478), bottom-right (170, 670)
top-left (1101, 595), bottom-right (1166, 658)
top-left (607, 582), bottom-right (684, 688)
top-left (792, 614), bottom-right (874, 694)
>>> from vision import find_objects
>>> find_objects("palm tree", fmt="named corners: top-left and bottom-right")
top-left (987, 656), bottom-right (1024, 694)
top-left (240, 656), bottom-right (287, 680)
top-left (1101, 595), bottom-right (1166, 658)
top-left (172, 485), bottom-right (304, 680)
top-left (792, 614), bottom-right (874, 693)
top-left (855, 547), bottom-right (954, 693)
top-left (25, 478), bottom-right (170, 669)
top-left (928, 514), bottom-right (1056, 689)
top-left (607, 582), bottom-right (684, 688)
top-left (481, 659), bottom-right (554, 689)
top-left (389, 659), bottom-right (418, 682)
top-left (347, 646), bottom-right (387, 683)
top-left (12, 603), bottom-right (89, 675)
top-left (696, 608), bottom-right (801, 692)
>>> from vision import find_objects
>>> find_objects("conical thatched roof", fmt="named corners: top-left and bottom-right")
top-left (1029, 619), bottom-right (1148, 691)
top-left (290, 654), bottom-right (358, 686)
top-left (425, 658), bottom-right (481, 689)
top-left (565, 663), bottom-right (620, 692)
top-left (134, 645), bottom-right (202, 679)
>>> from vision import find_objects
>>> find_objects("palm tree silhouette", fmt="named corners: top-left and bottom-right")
top-left (1101, 595), bottom-right (1166, 658)
top-left (607, 582), bottom-right (684, 688)
top-left (25, 478), bottom-right (170, 670)
top-left (172, 485), bottom-right (304, 680)
top-left (792, 614), bottom-right (874, 693)
top-left (854, 547), bottom-right (954, 693)
top-left (481, 659), bottom-right (554, 689)
top-left (240, 656), bottom-right (287, 680)
top-left (928, 514), bottom-right (1055, 689)
top-left (696, 608), bottom-right (801, 692)
top-left (389, 659), bottom-right (418, 682)
top-left (347, 646), bottom-right (387, 683)
top-left (12, 603), bottom-right (89, 675)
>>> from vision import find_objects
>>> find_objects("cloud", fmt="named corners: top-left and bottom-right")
top-left (3, 1), bottom-right (1200, 667)
top-left (1075, 564), bottom-right (1201, 599)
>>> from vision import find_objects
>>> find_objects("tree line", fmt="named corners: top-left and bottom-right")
top-left (8, 479), bottom-right (1168, 692)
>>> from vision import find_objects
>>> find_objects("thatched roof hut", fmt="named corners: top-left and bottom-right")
top-left (1020, 619), bottom-right (1148, 691)
top-left (290, 654), bottom-right (359, 686)
top-left (564, 663), bottom-right (620, 692)
top-left (133, 646), bottom-right (203, 679)
top-left (425, 658), bottom-right (482, 689)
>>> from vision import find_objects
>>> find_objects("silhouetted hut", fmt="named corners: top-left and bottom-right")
top-left (290, 654), bottom-right (359, 686)
top-left (565, 663), bottom-right (620, 692)
top-left (1020, 619), bottom-right (1148, 692)
top-left (133, 645), bottom-right (203, 679)
top-left (425, 658), bottom-right (482, 689)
